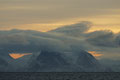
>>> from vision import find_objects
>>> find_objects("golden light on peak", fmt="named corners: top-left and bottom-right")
top-left (9, 53), bottom-right (32, 59)
top-left (88, 51), bottom-right (103, 57)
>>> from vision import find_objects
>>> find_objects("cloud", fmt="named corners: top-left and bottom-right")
top-left (0, 21), bottom-right (119, 71)
top-left (50, 21), bottom-right (92, 37)
top-left (0, 28), bottom-right (92, 55)
top-left (0, 22), bottom-right (115, 54)
top-left (83, 29), bottom-right (120, 61)
top-left (0, 30), bottom-right (72, 53)
top-left (0, 29), bottom-right (108, 72)
top-left (49, 21), bottom-right (120, 49)
top-left (49, 21), bottom-right (120, 61)
top-left (115, 33), bottom-right (120, 45)
top-left (86, 30), bottom-right (119, 47)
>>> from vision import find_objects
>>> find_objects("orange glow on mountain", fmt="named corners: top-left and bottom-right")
top-left (9, 53), bottom-right (32, 59)
top-left (88, 51), bottom-right (103, 57)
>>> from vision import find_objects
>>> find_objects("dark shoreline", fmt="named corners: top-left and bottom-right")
top-left (0, 72), bottom-right (120, 80)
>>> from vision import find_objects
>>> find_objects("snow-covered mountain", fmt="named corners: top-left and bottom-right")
top-left (0, 50), bottom-right (109, 72)
top-left (0, 29), bottom-right (110, 72)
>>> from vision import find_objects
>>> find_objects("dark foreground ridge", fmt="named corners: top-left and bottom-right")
top-left (0, 72), bottom-right (120, 80)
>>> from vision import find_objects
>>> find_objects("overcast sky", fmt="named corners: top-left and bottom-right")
top-left (0, 0), bottom-right (120, 32)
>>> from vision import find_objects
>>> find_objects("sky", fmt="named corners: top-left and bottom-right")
top-left (1, 0), bottom-right (120, 72)
top-left (0, 0), bottom-right (120, 33)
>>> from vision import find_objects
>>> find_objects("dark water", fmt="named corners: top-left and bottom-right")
top-left (0, 72), bottom-right (120, 80)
